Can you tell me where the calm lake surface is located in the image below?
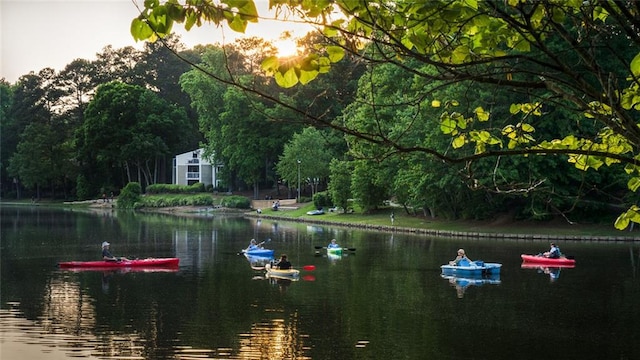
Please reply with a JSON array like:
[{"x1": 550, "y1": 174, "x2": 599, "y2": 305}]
[{"x1": 2, "y1": 205, "x2": 640, "y2": 360}]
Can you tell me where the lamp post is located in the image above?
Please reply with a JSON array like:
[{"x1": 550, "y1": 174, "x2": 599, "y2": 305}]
[{"x1": 297, "y1": 159, "x2": 301, "y2": 202}]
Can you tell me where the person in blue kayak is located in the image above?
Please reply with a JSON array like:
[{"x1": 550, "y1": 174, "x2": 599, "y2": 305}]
[
  {"x1": 275, "y1": 254, "x2": 292, "y2": 270},
  {"x1": 101, "y1": 241, "x2": 129, "y2": 261},
  {"x1": 449, "y1": 248, "x2": 472, "y2": 266},
  {"x1": 327, "y1": 239, "x2": 341, "y2": 249},
  {"x1": 543, "y1": 243, "x2": 561, "y2": 258},
  {"x1": 246, "y1": 239, "x2": 261, "y2": 251}
]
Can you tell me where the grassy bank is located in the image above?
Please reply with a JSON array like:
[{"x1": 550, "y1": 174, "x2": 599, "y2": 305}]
[{"x1": 251, "y1": 203, "x2": 638, "y2": 239}]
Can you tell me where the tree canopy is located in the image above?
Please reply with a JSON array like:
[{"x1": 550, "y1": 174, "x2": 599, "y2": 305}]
[{"x1": 130, "y1": 0, "x2": 640, "y2": 229}]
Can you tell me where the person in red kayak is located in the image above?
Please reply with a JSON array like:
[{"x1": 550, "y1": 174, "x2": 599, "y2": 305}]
[
  {"x1": 102, "y1": 242, "x2": 129, "y2": 261},
  {"x1": 543, "y1": 243, "x2": 561, "y2": 259}
]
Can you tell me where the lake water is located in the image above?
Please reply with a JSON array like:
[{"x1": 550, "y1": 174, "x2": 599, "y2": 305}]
[{"x1": 2, "y1": 205, "x2": 640, "y2": 359}]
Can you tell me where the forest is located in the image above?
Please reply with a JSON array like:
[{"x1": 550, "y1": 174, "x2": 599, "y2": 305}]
[{"x1": 3, "y1": 1, "x2": 640, "y2": 226}]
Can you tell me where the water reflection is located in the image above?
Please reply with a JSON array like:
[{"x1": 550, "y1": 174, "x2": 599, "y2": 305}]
[
  {"x1": 520, "y1": 263, "x2": 574, "y2": 282},
  {"x1": 441, "y1": 274, "x2": 502, "y2": 298},
  {"x1": 5, "y1": 206, "x2": 640, "y2": 360},
  {"x1": 1, "y1": 306, "x2": 102, "y2": 360},
  {"x1": 244, "y1": 253, "x2": 274, "y2": 271},
  {"x1": 237, "y1": 317, "x2": 310, "y2": 360}
]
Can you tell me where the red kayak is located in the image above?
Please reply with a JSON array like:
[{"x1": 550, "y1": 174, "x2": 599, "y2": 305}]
[
  {"x1": 62, "y1": 267, "x2": 180, "y2": 273},
  {"x1": 520, "y1": 263, "x2": 575, "y2": 269},
  {"x1": 520, "y1": 254, "x2": 575, "y2": 266},
  {"x1": 58, "y1": 257, "x2": 179, "y2": 269}
]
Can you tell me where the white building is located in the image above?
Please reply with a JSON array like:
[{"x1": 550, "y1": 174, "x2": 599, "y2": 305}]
[{"x1": 173, "y1": 148, "x2": 223, "y2": 188}]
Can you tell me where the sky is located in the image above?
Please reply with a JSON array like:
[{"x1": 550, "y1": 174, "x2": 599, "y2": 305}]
[{"x1": 1, "y1": 0, "x2": 314, "y2": 83}]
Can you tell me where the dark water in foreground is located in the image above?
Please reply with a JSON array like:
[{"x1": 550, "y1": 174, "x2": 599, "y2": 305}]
[{"x1": 2, "y1": 205, "x2": 640, "y2": 359}]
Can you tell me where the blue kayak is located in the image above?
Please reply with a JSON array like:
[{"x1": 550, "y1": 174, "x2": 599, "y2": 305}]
[
  {"x1": 440, "y1": 261, "x2": 502, "y2": 277},
  {"x1": 242, "y1": 248, "x2": 275, "y2": 257}
]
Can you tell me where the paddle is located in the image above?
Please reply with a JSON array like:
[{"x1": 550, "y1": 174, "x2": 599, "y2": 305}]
[
  {"x1": 256, "y1": 238, "x2": 271, "y2": 247},
  {"x1": 314, "y1": 246, "x2": 356, "y2": 251}
]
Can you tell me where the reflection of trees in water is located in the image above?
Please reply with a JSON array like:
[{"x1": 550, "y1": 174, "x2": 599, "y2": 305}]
[
  {"x1": 13, "y1": 275, "x2": 152, "y2": 359},
  {"x1": 238, "y1": 314, "x2": 307, "y2": 359}
]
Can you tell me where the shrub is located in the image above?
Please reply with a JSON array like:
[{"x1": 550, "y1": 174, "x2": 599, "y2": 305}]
[
  {"x1": 220, "y1": 195, "x2": 251, "y2": 209},
  {"x1": 138, "y1": 194, "x2": 215, "y2": 208},
  {"x1": 145, "y1": 182, "x2": 206, "y2": 194},
  {"x1": 118, "y1": 182, "x2": 142, "y2": 209},
  {"x1": 313, "y1": 191, "x2": 333, "y2": 209}
]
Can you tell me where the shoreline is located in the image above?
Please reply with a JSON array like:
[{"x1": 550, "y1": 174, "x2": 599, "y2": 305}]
[
  {"x1": 5, "y1": 201, "x2": 640, "y2": 242},
  {"x1": 243, "y1": 213, "x2": 640, "y2": 243}
]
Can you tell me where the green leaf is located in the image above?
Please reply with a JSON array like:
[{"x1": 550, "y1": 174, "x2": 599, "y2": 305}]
[
  {"x1": 261, "y1": 56, "x2": 279, "y2": 73},
  {"x1": 274, "y1": 67, "x2": 299, "y2": 88},
  {"x1": 184, "y1": 10, "x2": 197, "y2": 30},
  {"x1": 615, "y1": 206, "x2": 640, "y2": 230},
  {"x1": 326, "y1": 46, "x2": 345, "y2": 63},
  {"x1": 440, "y1": 117, "x2": 456, "y2": 134},
  {"x1": 298, "y1": 69, "x2": 319, "y2": 85},
  {"x1": 474, "y1": 106, "x2": 489, "y2": 121},
  {"x1": 451, "y1": 45, "x2": 470, "y2": 64},
  {"x1": 463, "y1": 0, "x2": 479, "y2": 11},
  {"x1": 131, "y1": 18, "x2": 154, "y2": 41},
  {"x1": 521, "y1": 123, "x2": 535, "y2": 133},
  {"x1": 615, "y1": 214, "x2": 630, "y2": 230},
  {"x1": 631, "y1": 52, "x2": 640, "y2": 77},
  {"x1": 317, "y1": 57, "x2": 331, "y2": 73},
  {"x1": 227, "y1": 14, "x2": 248, "y2": 33},
  {"x1": 452, "y1": 134, "x2": 466, "y2": 148},
  {"x1": 628, "y1": 177, "x2": 640, "y2": 192}
]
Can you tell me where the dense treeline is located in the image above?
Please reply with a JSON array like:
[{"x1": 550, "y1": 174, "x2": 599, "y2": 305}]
[
  {"x1": 0, "y1": 26, "x2": 629, "y2": 223},
  {"x1": 1, "y1": 35, "x2": 202, "y2": 199}
]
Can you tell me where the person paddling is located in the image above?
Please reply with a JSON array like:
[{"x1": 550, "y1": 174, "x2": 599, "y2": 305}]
[
  {"x1": 275, "y1": 254, "x2": 292, "y2": 270},
  {"x1": 102, "y1": 242, "x2": 129, "y2": 261},
  {"x1": 246, "y1": 239, "x2": 262, "y2": 251},
  {"x1": 327, "y1": 239, "x2": 341, "y2": 249},
  {"x1": 542, "y1": 243, "x2": 561, "y2": 258}
]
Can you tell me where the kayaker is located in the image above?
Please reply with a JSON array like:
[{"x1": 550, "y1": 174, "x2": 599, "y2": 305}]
[
  {"x1": 327, "y1": 239, "x2": 341, "y2": 249},
  {"x1": 449, "y1": 248, "x2": 472, "y2": 266},
  {"x1": 543, "y1": 243, "x2": 561, "y2": 258},
  {"x1": 247, "y1": 239, "x2": 261, "y2": 251},
  {"x1": 101, "y1": 242, "x2": 129, "y2": 261},
  {"x1": 275, "y1": 254, "x2": 292, "y2": 270}
]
